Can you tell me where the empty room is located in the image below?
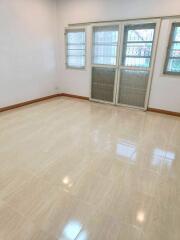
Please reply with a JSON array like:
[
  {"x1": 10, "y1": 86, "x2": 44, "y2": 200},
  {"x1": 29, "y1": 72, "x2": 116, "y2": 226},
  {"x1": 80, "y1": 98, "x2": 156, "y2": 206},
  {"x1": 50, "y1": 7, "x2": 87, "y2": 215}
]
[{"x1": 0, "y1": 0, "x2": 180, "y2": 239}]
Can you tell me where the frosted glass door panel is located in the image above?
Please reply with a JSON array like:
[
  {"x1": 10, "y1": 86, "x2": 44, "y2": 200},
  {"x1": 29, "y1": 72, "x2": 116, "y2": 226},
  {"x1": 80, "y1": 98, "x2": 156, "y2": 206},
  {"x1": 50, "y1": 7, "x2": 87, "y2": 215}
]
[
  {"x1": 91, "y1": 67, "x2": 115, "y2": 102},
  {"x1": 118, "y1": 69, "x2": 149, "y2": 107}
]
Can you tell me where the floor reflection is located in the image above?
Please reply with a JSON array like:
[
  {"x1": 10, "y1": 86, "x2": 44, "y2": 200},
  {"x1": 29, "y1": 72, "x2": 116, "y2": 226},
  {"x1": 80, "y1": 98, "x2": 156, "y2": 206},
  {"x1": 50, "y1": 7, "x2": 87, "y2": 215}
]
[
  {"x1": 76, "y1": 230, "x2": 88, "y2": 240},
  {"x1": 116, "y1": 141, "x2": 137, "y2": 162},
  {"x1": 59, "y1": 220, "x2": 82, "y2": 240},
  {"x1": 152, "y1": 148, "x2": 175, "y2": 168},
  {"x1": 62, "y1": 176, "x2": 73, "y2": 189},
  {"x1": 136, "y1": 210, "x2": 145, "y2": 223}
]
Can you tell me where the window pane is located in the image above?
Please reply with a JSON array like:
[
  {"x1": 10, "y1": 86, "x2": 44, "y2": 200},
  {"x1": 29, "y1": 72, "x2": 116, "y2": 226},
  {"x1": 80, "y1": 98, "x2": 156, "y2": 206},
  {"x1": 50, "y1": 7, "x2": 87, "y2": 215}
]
[
  {"x1": 66, "y1": 29, "x2": 86, "y2": 68},
  {"x1": 173, "y1": 26, "x2": 180, "y2": 41},
  {"x1": 94, "y1": 57, "x2": 117, "y2": 65},
  {"x1": 127, "y1": 29, "x2": 155, "y2": 42},
  {"x1": 122, "y1": 24, "x2": 155, "y2": 68},
  {"x1": 169, "y1": 50, "x2": 180, "y2": 58},
  {"x1": 126, "y1": 43, "x2": 152, "y2": 57},
  {"x1": 125, "y1": 57, "x2": 150, "y2": 67},
  {"x1": 167, "y1": 58, "x2": 180, "y2": 72},
  {"x1": 169, "y1": 43, "x2": 180, "y2": 57},
  {"x1": 67, "y1": 49, "x2": 85, "y2": 56},
  {"x1": 68, "y1": 44, "x2": 85, "y2": 50},
  {"x1": 94, "y1": 26, "x2": 118, "y2": 44},
  {"x1": 67, "y1": 31, "x2": 85, "y2": 44},
  {"x1": 93, "y1": 45, "x2": 117, "y2": 65},
  {"x1": 94, "y1": 45, "x2": 117, "y2": 57},
  {"x1": 164, "y1": 23, "x2": 180, "y2": 74},
  {"x1": 67, "y1": 56, "x2": 85, "y2": 68},
  {"x1": 93, "y1": 25, "x2": 119, "y2": 65}
]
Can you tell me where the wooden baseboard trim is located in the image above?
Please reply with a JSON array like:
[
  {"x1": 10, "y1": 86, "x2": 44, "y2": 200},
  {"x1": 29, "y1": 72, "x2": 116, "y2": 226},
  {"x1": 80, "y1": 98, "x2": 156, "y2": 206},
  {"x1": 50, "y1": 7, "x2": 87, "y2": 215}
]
[
  {"x1": 0, "y1": 93, "x2": 89, "y2": 113},
  {"x1": 61, "y1": 93, "x2": 89, "y2": 100},
  {"x1": 148, "y1": 107, "x2": 180, "y2": 117},
  {"x1": 2, "y1": 93, "x2": 178, "y2": 117},
  {"x1": 0, "y1": 94, "x2": 60, "y2": 113}
]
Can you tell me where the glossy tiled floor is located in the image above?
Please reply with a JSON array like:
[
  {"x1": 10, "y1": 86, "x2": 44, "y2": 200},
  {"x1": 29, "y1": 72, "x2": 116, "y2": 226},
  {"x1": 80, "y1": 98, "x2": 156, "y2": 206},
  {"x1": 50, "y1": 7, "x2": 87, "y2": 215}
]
[{"x1": 0, "y1": 97, "x2": 180, "y2": 240}]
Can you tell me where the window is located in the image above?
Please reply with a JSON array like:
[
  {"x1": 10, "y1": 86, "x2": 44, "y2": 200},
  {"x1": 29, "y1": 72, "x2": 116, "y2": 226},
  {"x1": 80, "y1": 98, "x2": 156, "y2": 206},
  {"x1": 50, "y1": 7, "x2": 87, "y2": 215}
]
[
  {"x1": 65, "y1": 29, "x2": 86, "y2": 69},
  {"x1": 164, "y1": 23, "x2": 180, "y2": 74},
  {"x1": 122, "y1": 23, "x2": 155, "y2": 68},
  {"x1": 92, "y1": 25, "x2": 119, "y2": 65}
]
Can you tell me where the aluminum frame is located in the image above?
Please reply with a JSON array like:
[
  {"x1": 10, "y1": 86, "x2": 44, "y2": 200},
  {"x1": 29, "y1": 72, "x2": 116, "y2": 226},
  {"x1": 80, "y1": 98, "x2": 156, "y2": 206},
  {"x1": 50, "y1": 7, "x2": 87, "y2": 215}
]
[
  {"x1": 163, "y1": 21, "x2": 180, "y2": 75},
  {"x1": 116, "y1": 19, "x2": 161, "y2": 110},
  {"x1": 89, "y1": 19, "x2": 161, "y2": 110},
  {"x1": 90, "y1": 23, "x2": 120, "y2": 104},
  {"x1": 65, "y1": 27, "x2": 87, "y2": 70}
]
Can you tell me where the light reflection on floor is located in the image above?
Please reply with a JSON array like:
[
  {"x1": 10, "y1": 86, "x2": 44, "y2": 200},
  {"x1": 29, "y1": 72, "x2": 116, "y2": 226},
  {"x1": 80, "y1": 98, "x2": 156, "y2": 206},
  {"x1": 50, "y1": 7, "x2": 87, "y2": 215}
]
[
  {"x1": 116, "y1": 141, "x2": 137, "y2": 162},
  {"x1": 60, "y1": 220, "x2": 83, "y2": 240},
  {"x1": 152, "y1": 148, "x2": 175, "y2": 168}
]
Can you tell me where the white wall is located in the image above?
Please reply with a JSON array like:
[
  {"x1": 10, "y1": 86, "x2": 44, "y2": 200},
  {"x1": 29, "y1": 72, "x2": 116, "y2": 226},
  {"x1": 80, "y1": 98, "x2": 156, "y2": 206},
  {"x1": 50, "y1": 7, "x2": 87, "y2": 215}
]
[
  {"x1": 57, "y1": 0, "x2": 180, "y2": 112},
  {"x1": 149, "y1": 19, "x2": 180, "y2": 112},
  {"x1": 0, "y1": 0, "x2": 59, "y2": 108}
]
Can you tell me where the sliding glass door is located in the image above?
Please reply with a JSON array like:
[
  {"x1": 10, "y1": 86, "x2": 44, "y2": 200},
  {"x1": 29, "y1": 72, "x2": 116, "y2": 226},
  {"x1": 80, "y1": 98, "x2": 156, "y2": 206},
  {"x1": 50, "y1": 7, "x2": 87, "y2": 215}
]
[{"x1": 90, "y1": 20, "x2": 160, "y2": 109}]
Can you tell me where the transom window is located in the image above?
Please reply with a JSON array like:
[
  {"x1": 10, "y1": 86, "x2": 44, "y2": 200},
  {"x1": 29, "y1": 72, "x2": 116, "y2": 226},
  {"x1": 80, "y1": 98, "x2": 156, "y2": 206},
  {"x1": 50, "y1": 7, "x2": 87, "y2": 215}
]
[
  {"x1": 164, "y1": 23, "x2": 180, "y2": 74},
  {"x1": 122, "y1": 23, "x2": 155, "y2": 68},
  {"x1": 92, "y1": 25, "x2": 119, "y2": 65},
  {"x1": 65, "y1": 29, "x2": 86, "y2": 69}
]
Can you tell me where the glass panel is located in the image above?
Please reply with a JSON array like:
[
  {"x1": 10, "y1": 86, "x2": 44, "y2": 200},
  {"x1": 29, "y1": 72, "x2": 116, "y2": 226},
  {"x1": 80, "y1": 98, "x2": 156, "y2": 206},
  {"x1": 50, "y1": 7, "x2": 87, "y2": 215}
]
[
  {"x1": 67, "y1": 31, "x2": 85, "y2": 44},
  {"x1": 68, "y1": 44, "x2": 85, "y2": 50},
  {"x1": 126, "y1": 43, "x2": 152, "y2": 57},
  {"x1": 66, "y1": 30, "x2": 85, "y2": 68},
  {"x1": 169, "y1": 50, "x2": 180, "y2": 58},
  {"x1": 127, "y1": 29, "x2": 155, "y2": 42},
  {"x1": 94, "y1": 26, "x2": 118, "y2": 44},
  {"x1": 93, "y1": 25, "x2": 119, "y2": 65},
  {"x1": 94, "y1": 45, "x2": 117, "y2": 57},
  {"x1": 171, "y1": 42, "x2": 180, "y2": 50},
  {"x1": 169, "y1": 43, "x2": 180, "y2": 57},
  {"x1": 67, "y1": 49, "x2": 85, "y2": 56},
  {"x1": 173, "y1": 26, "x2": 180, "y2": 41},
  {"x1": 118, "y1": 69, "x2": 149, "y2": 107},
  {"x1": 125, "y1": 57, "x2": 150, "y2": 67},
  {"x1": 67, "y1": 56, "x2": 85, "y2": 68},
  {"x1": 167, "y1": 58, "x2": 180, "y2": 72},
  {"x1": 91, "y1": 67, "x2": 115, "y2": 102},
  {"x1": 93, "y1": 57, "x2": 116, "y2": 65},
  {"x1": 122, "y1": 24, "x2": 155, "y2": 68}
]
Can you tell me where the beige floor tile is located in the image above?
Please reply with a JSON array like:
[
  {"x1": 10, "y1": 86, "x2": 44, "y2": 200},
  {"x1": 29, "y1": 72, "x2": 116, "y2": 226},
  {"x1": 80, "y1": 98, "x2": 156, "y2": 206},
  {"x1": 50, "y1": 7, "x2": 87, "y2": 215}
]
[
  {"x1": 0, "y1": 202, "x2": 57, "y2": 240},
  {"x1": 0, "y1": 97, "x2": 179, "y2": 239},
  {"x1": 139, "y1": 189, "x2": 180, "y2": 240},
  {"x1": 5, "y1": 177, "x2": 94, "y2": 239},
  {"x1": 76, "y1": 211, "x2": 142, "y2": 240}
]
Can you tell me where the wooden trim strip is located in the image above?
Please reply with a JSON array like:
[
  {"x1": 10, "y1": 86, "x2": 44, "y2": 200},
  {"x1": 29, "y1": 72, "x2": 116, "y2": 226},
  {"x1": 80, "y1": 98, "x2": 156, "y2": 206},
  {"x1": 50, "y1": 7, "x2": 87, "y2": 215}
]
[
  {"x1": 0, "y1": 94, "x2": 60, "y2": 113},
  {"x1": 0, "y1": 93, "x2": 89, "y2": 113},
  {"x1": 61, "y1": 93, "x2": 89, "y2": 100},
  {"x1": 1, "y1": 93, "x2": 178, "y2": 117},
  {"x1": 148, "y1": 107, "x2": 180, "y2": 117}
]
